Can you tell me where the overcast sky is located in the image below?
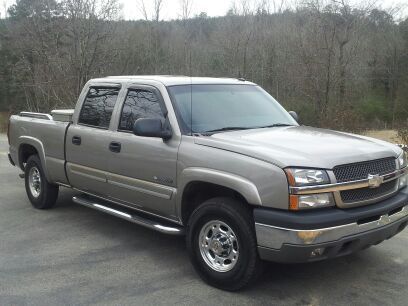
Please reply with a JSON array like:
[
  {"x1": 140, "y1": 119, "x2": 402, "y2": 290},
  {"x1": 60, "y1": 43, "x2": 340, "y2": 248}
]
[
  {"x1": 119, "y1": 0, "x2": 407, "y2": 20},
  {"x1": 0, "y1": 0, "x2": 406, "y2": 20},
  {"x1": 120, "y1": 0, "x2": 233, "y2": 20}
]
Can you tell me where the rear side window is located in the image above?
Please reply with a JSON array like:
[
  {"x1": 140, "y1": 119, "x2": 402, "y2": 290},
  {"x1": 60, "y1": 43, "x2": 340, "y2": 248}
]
[
  {"x1": 119, "y1": 89, "x2": 165, "y2": 131},
  {"x1": 78, "y1": 87, "x2": 120, "y2": 128}
]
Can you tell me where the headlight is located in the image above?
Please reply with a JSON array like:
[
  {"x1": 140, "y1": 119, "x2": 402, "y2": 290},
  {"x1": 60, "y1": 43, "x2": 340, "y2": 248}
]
[
  {"x1": 398, "y1": 151, "x2": 407, "y2": 169},
  {"x1": 285, "y1": 168, "x2": 334, "y2": 210},
  {"x1": 285, "y1": 168, "x2": 330, "y2": 186}
]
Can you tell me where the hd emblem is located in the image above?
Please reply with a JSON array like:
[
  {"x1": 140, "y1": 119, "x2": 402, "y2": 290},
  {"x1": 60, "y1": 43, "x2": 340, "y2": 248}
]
[{"x1": 153, "y1": 176, "x2": 174, "y2": 184}]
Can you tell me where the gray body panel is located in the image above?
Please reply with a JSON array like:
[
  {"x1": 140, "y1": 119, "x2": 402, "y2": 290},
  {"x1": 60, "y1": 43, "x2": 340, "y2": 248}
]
[
  {"x1": 65, "y1": 125, "x2": 113, "y2": 197},
  {"x1": 8, "y1": 116, "x2": 69, "y2": 184},
  {"x1": 106, "y1": 132, "x2": 179, "y2": 218},
  {"x1": 103, "y1": 82, "x2": 181, "y2": 219},
  {"x1": 8, "y1": 76, "x2": 405, "y2": 225},
  {"x1": 176, "y1": 136, "x2": 290, "y2": 210},
  {"x1": 196, "y1": 126, "x2": 401, "y2": 169}
]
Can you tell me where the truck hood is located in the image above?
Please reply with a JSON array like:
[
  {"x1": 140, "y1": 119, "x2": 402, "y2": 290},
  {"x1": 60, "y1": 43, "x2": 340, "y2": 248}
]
[{"x1": 195, "y1": 126, "x2": 401, "y2": 169}]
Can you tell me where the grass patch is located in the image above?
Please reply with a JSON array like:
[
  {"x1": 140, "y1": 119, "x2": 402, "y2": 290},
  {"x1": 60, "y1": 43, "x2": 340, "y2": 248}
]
[
  {"x1": 0, "y1": 112, "x2": 10, "y2": 133},
  {"x1": 364, "y1": 130, "x2": 403, "y2": 144}
]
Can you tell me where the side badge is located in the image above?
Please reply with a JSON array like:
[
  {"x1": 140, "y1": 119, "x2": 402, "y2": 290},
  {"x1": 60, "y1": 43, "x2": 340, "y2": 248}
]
[{"x1": 153, "y1": 176, "x2": 174, "y2": 185}]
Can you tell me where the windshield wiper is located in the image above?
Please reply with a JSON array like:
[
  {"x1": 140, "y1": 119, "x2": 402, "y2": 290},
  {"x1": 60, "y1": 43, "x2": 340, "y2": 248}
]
[
  {"x1": 205, "y1": 126, "x2": 253, "y2": 134},
  {"x1": 205, "y1": 124, "x2": 295, "y2": 134},
  {"x1": 258, "y1": 123, "x2": 296, "y2": 128}
]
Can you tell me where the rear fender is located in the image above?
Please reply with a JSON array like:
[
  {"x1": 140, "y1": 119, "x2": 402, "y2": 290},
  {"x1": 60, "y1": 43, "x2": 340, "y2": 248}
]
[{"x1": 18, "y1": 136, "x2": 51, "y2": 181}]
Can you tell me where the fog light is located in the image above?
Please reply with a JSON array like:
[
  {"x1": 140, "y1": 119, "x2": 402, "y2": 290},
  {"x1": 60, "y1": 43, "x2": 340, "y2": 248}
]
[
  {"x1": 310, "y1": 248, "x2": 325, "y2": 258},
  {"x1": 297, "y1": 230, "x2": 323, "y2": 244}
]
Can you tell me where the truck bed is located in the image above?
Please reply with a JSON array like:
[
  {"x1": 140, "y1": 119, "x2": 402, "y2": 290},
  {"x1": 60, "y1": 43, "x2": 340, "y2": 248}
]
[{"x1": 8, "y1": 112, "x2": 70, "y2": 185}]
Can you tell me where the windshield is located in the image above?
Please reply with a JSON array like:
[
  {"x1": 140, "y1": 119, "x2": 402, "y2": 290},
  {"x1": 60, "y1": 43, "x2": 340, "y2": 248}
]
[{"x1": 167, "y1": 84, "x2": 298, "y2": 134}]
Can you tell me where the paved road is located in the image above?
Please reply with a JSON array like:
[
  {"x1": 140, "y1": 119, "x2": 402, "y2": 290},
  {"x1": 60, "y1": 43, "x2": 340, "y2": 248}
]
[{"x1": 0, "y1": 134, "x2": 407, "y2": 305}]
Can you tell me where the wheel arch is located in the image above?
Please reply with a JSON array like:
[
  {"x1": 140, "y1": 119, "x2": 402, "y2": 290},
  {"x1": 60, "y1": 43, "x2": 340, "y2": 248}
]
[
  {"x1": 18, "y1": 136, "x2": 50, "y2": 181},
  {"x1": 177, "y1": 168, "x2": 262, "y2": 225}
]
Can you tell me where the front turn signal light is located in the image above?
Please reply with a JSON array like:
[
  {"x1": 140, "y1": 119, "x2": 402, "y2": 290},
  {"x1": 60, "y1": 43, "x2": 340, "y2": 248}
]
[{"x1": 289, "y1": 193, "x2": 335, "y2": 211}]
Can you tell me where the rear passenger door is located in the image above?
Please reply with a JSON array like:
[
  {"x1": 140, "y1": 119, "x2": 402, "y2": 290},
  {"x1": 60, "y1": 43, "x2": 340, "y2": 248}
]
[
  {"x1": 106, "y1": 85, "x2": 179, "y2": 218},
  {"x1": 66, "y1": 85, "x2": 121, "y2": 197}
]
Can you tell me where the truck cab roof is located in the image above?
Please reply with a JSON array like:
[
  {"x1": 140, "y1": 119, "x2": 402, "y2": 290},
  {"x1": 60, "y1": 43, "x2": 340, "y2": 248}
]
[{"x1": 92, "y1": 75, "x2": 257, "y2": 87}]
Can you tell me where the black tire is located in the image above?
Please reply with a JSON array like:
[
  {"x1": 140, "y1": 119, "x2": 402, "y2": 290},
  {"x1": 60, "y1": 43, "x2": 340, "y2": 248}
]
[
  {"x1": 24, "y1": 155, "x2": 59, "y2": 209},
  {"x1": 186, "y1": 197, "x2": 262, "y2": 291}
]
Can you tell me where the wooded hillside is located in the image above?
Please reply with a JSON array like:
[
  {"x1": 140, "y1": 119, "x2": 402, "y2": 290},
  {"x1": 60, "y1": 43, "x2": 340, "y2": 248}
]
[{"x1": 0, "y1": 0, "x2": 407, "y2": 132}]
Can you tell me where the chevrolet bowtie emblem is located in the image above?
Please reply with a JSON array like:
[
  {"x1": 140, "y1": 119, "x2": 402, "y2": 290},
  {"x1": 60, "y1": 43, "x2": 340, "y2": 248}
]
[{"x1": 367, "y1": 174, "x2": 383, "y2": 188}]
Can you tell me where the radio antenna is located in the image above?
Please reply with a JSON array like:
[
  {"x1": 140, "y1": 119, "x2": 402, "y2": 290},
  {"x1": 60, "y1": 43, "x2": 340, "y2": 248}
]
[{"x1": 189, "y1": 49, "x2": 193, "y2": 136}]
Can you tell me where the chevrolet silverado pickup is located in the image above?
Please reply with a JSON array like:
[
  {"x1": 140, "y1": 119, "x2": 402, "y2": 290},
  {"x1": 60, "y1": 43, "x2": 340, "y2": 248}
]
[{"x1": 7, "y1": 76, "x2": 408, "y2": 290}]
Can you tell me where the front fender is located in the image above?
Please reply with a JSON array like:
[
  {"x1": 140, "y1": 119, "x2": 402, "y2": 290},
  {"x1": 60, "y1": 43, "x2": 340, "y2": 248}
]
[{"x1": 176, "y1": 167, "x2": 262, "y2": 218}]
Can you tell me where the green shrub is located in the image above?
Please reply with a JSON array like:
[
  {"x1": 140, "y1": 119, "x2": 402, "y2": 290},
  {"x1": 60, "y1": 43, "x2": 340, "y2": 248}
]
[{"x1": 357, "y1": 96, "x2": 391, "y2": 123}]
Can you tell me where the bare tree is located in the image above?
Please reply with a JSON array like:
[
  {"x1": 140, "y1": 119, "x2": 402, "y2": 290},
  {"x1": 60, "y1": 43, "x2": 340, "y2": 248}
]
[
  {"x1": 136, "y1": 0, "x2": 149, "y2": 20},
  {"x1": 0, "y1": 0, "x2": 9, "y2": 18},
  {"x1": 153, "y1": 0, "x2": 163, "y2": 22},
  {"x1": 137, "y1": 0, "x2": 164, "y2": 21},
  {"x1": 63, "y1": 0, "x2": 120, "y2": 96},
  {"x1": 2, "y1": 0, "x2": 407, "y2": 130},
  {"x1": 179, "y1": 0, "x2": 193, "y2": 20}
]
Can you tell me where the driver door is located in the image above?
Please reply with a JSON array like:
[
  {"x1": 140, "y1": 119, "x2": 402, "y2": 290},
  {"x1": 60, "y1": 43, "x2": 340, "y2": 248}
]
[{"x1": 106, "y1": 85, "x2": 179, "y2": 218}]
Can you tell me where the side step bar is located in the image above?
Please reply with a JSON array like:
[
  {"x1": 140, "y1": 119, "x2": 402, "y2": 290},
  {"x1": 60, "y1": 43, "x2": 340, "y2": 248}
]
[{"x1": 72, "y1": 195, "x2": 184, "y2": 236}]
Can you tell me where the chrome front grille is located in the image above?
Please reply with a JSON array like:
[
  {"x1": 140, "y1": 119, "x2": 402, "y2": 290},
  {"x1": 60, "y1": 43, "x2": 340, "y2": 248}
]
[
  {"x1": 333, "y1": 157, "x2": 396, "y2": 183},
  {"x1": 340, "y1": 180, "x2": 398, "y2": 203},
  {"x1": 333, "y1": 157, "x2": 398, "y2": 206}
]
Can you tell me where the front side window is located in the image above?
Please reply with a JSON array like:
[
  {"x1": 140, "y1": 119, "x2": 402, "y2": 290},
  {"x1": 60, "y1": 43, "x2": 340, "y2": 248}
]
[
  {"x1": 119, "y1": 89, "x2": 165, "y2": 131},
  {"x1": 78, "y1": 87, "x2": 120, "y2": 128}
]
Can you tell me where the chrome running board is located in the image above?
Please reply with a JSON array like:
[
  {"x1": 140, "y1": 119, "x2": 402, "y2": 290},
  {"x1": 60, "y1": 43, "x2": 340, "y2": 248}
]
[{"x1": 72, "y1": 195, "x2": 184, "y2": 235}]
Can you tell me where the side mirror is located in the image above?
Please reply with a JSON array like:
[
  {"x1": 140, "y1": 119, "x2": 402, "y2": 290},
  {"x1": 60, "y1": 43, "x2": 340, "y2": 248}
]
[
  {"x1": 133, "y1": 118, "x2": 172, "y2": 140},
  {"x1": 289, "y1": 111, "x2": 299, "y2": 122}
]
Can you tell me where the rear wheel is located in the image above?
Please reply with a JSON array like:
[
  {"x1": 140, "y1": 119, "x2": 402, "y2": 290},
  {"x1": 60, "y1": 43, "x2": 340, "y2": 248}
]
[
  {"x1": 186, "y1": 197, "x2": 262, "y2": 291},
  {"x1": 24, "y1": 155, "x2": 59, "y2": 209}
]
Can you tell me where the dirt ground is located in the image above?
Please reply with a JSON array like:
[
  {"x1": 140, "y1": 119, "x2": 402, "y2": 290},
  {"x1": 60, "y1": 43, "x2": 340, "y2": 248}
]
[
  {"x1": 0, "y1": 112, "x2": 9, "y2": 133},
  {"x1": 364, "y1": 130, "x2": 403, "y2": 144}
]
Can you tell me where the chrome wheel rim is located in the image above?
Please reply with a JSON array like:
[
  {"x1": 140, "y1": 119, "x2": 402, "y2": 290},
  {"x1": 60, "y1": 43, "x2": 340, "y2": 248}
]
[
  {"x1": 28, "y1": 167, "x2": 41, "y2": 198},
  {"x1": 199, "y1": 220, "x2": 239, "y2": 272}
]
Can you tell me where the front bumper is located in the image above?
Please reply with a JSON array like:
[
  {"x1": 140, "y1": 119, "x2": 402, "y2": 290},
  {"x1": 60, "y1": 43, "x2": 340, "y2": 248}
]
[{"x1": 255, "y1": 188, "x2": 408, "y2": 263}]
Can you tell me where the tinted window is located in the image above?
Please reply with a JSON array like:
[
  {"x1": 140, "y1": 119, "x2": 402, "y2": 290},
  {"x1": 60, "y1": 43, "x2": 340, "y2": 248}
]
[
  {"x1": 167, "y1": 85, "x2": 297, "y2": 134},
  {"x1": 78, "y1": 87, "x2": 120, "y2": 128},
  {"x1": 119, "y1": 89, "x2": 165, "y2": 131}
]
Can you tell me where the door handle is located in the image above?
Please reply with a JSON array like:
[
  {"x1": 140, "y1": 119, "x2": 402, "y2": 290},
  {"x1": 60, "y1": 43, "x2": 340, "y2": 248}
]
[
  {"x1": 109, "y1": 141, "x2": 121, "y2": 153},
  {"x1": 72, "y1": 136, "x2": 81, "y2": 145}
]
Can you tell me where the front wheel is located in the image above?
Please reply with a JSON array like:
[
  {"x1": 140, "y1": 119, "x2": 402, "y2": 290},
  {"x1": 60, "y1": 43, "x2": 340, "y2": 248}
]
[
  {"x1": 24, "y1": 155, "x2": 59, "y2": 209},
  {"x1": 186, "y1": 197, "x2": 262, "y2": 291}
]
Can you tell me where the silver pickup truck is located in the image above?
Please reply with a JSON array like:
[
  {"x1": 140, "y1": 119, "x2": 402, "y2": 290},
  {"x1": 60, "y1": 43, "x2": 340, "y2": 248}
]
[{"x1": 7, "y1": 76, "x2": 408, "y2": 290}]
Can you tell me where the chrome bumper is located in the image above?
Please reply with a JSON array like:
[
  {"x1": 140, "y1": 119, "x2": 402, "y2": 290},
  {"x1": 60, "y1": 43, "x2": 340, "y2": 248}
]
[{"x1": 256, "y1": 205, "x2": 408, "y2": 250}]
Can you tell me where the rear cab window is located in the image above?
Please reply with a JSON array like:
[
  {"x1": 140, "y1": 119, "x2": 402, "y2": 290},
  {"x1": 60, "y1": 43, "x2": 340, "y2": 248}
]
[{"x1": 78, "y1": 87, "x2": 120, "y2": 128}]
